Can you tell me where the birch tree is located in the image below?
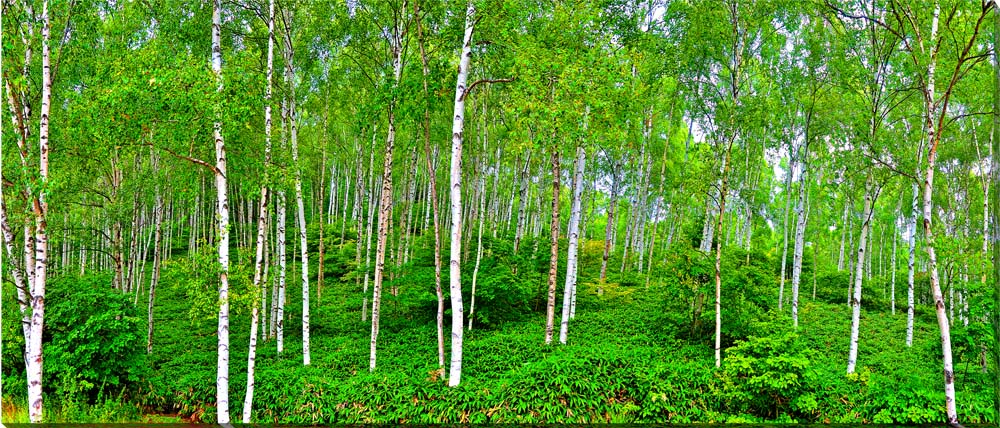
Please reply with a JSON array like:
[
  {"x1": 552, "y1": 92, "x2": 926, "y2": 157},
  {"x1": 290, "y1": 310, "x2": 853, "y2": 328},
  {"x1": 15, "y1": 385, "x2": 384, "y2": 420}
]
[
  {"x1": 243, "y1": 0, "x2": 276, "y2": 419},
  {"x1": 559, "y1": 146, "x2": 585, "y2": 344},
  {"x1": 445, "y1": 0, "x2": 475, "y2": 386},
  {"x1": 211, "y1": 0, "x2": 232, "y2": 421}
]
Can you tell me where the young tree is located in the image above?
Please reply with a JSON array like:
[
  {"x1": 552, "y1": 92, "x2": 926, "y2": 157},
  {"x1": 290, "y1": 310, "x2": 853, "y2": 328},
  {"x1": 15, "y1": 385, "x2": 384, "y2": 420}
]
[
  {"x1": 211, "y1": 0, "x2": 232, "y2": 421},
  {"x1": 446, "y1": 0, "x2": 475, "y2": 386}
]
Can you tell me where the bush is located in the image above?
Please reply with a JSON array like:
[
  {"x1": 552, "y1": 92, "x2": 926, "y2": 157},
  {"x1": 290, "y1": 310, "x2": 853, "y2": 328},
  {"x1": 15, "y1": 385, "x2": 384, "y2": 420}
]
[
  {"x1": 44, "y1": 274, "x2": 147, "y2": 400},
  {"x1": 719, "y1": 315, "x2": 816, "y2": 419}
]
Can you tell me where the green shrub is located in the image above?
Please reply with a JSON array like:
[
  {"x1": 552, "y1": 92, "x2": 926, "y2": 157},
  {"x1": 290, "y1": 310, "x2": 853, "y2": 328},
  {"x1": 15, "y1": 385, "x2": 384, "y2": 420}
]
[{"x1": 44, "y1": 274, "x2": 147, "y2": 400}]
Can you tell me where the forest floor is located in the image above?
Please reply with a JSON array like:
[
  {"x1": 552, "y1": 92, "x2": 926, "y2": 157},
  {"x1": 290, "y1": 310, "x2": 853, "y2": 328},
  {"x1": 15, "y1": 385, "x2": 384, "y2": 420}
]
[{"x1": 2, "y1": 244, "x2": 996, "y2": 423}]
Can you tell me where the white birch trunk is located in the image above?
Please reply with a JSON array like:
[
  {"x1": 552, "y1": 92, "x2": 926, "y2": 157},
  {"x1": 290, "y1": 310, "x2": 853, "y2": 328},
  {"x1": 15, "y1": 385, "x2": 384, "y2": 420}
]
[
  {"x1": 920, "y1": 5, "x2": 957, "y2": 422},
  {"x1": 468, "y1": 174, "x2": 485, "y2": 330},
  {"x1": 211, "y1": 0, "x2": 231, "y2": 421},
  {"x1": 560, "y1": 147, "x2": 585, "y2": 344},
  {"x1": 242, "y1": 0, "x2": 274, "y2": 417},
  {"x1": 370, "y1": 24, "x2": 404, "y2": 372},
  {"x1": 891, "y1": 221, "x2": 897, "y2": 315},
  {"x1": 791, "y1": 142, "x2": 808, "y2": 328},
  {"x1": 24, "y1": 1, "x2": 53, "y2": 421},
  {"x1": 907, "y1": 173, "x2": 919, "y2": 346},
  {"x1": 847, "y1": 176, "x2": 876, "y2": 374},
  {"x1": 779, "y1": 142, "x2": 795, "y2": 311},
  {"x1": 148, "y1": 185, "x2": 164, "y2": 354},
  {"x1": 545, "y1": 149, "x2": 561, "y2": 345},
  {"x1": 281, "y1": 11, "x2": 310, "y2": 366},
  {"x1": 446, "y1": 0, "x2": 474, "y2": 385}
]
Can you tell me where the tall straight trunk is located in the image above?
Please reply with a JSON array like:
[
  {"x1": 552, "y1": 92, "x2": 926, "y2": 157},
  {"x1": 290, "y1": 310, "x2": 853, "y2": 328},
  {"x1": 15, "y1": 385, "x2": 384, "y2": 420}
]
[
  {"x1": 282, "y1": 11, "x2": 310, "y2": 366},
  {"x1": 468, "y1": 173, "x2": 485, "y2": 330},
  {"x1": 147, "y1": 180, "x2": 164, "y2": 354},
  {"x1": 838, "y1": 203, "x2": 848, "y2": 270},
  {"x1": 514, "y1": 153, "x2": 531, "y2": 253},
  {"x1": 992, "y1": 7, "x2": 1000, "y2": 418},
  {"x1": 907, "y1": 167, "x2": 919, "y2": 346},
  {"x1": 242, "y1": 0, "x2": 274, "y2": 418},
  {"x1": 600, "y1": 172, "x2": 618, "y2": 283},
  {"x1": 363, "y1": 134, "x2": 376, "y2": 321},
  {"x1": 779, "y1": 141, "x2": 795, "y2": 311},
  {"x1": 891, "y1": 217, "x2": 897, "y2": 315},
  {"x1": 276, "y1": 104, "x2": 288, "y2": 352},
  {"x1": 318, "y1": 146, "x2": 326, "y2": 302},
  {"x1": 370, "y1": 25, "x2": 403, "y2": 372},
  {"x1": 446, "y1": 0, "x2": 473, "y2": 385},
  {"x1": 210, "y1": 0, "x2": 231, "y2": 421},
  {"x1": 847, "y1": 176, "x2": 877, "y2": 374},
  {"x1": 713, "y1": 146, "x2": 734, "y2": 368},
  {"x1": 700, "y1": 193, "x2": 716, "y2": 253},
  {"x1": 791, "y1": 141, "x2": 808, "y2": 328},
  {"x1": 545, "y1": 148, "x2": 561, "y2": 345},
  {"x1": 560, "y1": 147, "x2": 585, "y2": 344},
  {"x1": 919, "y1": 5, "x2": 957, "y2": 422}
]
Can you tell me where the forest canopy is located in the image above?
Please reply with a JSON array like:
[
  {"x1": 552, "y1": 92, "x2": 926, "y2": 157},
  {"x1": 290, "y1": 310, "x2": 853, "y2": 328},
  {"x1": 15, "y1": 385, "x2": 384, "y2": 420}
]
[{"x1": 2, "y1": 0, "x2": 999, "y2": 425}]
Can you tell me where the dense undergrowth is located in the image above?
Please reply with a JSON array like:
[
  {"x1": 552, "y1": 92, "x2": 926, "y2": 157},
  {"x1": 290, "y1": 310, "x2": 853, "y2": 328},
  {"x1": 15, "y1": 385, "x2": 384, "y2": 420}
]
[{"x1": 1, "y1": 227, "x2": 996, "y2": 423}]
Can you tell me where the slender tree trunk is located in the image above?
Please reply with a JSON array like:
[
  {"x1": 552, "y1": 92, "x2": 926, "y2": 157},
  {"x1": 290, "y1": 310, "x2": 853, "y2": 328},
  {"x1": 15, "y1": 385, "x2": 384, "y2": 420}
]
[
  {"x1": 907, "y1": 164, "x2": 920, "y2": 346},
  {"x1": 779, "y1": 140, "x2": 795, "y2": 311},
  {"x1": 847, "y1": 175, "x2": 877, "y2": 374},
  {"x1": 600, "y1": 172, "x2": 618, "y2": 283},
  {"x1": 242, "y1": 0, "x2": 274, "y2": 417},
  {"x1": 713, "y1": 147, "x2": 734, "y2": 368},
  {"x1": 545, "y1": 148, "x2": 561, "y2": 345},
  {"x1": 282, "y1": 11, "x2": 310, "y2": 366},
  {"x1": 446, "y1": 0, "x2": 474, "y2": 385},
  {"x1": 514, "y1": 153, "x2": 531, "y2": 253},
  {"x1": 838, "y1": 203, "x2": 848, "y2": 270},
  {"x1": 891, "y1": 215, "x2": 897, "y2": 316},
  {"x1": 992, "y1": 7, "x2": 1000, "y2": 417},
  {"x1": 370, "y1": 25, "x2": 403, "y2": 372},
  {"x1": 210, "y1": 0, "x2": 231, "y2": 420},
  {"x1": 919, "y1": 6, "x2": 957, "y2": 422},
  {"x1": 560, "y1": 147, "x2": 585, "y2": 344},
  {"x1": 468, "y1": 173, "x2": 485, "y2": 330},
  {"x1": 147, "y1": 179, "x2": 164, "y2": 353},
  {"x1": 791, "y1": 141, "x2": 808, "y2": 328}
]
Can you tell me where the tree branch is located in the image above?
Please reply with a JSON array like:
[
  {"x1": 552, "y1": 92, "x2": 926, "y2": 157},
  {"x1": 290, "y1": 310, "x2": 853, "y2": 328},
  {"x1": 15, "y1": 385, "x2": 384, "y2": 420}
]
[
  {"x1": 461, "y1": 78, "x2": 514, "y2": 101},
  {"x1": 142, "y1": 142, "x2": 221, "y2": 176}
]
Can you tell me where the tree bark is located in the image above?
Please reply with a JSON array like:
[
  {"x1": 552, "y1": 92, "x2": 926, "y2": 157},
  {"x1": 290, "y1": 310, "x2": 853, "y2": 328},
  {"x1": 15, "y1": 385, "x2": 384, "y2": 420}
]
[
  {"x1": 242, "y1": 0, "x2": 275, "y2": 418},
  {"x1": 919, "y1": 5, "x2": 957, "y2": 422},
  {"x1": 211, "y1": 0, "x2": 231, "y2": 421},
  {"x1": 281, "y1": 7, "x2": 310, "y2": 366},
  {"x1": 545, "y1": 148, "x2": 561, "y2": 345},
  {"x1": 414, "y1": 4, "x2": 444, "y2": 361},
  {"x1": 370, "y1": 21, "x2": 404, "y2": 372},
  {"x1": 791, "y1": 140, "x2": 808, "y2": 328},
  {"x1": 446, "y1": 0, "x2": 474, "y2": 385},
  {"x1": 560, "y1": 146, "x2": 585, "y2": 344},
  {"x1": 847, "y1": 176, "x2": 877, "y2": 374},
  {"x1": 779, "y1": 140, "x2": 796, "y2": 311},
  {"x1": 468, "y1": 173, "x2": 485, "y2": 330}
]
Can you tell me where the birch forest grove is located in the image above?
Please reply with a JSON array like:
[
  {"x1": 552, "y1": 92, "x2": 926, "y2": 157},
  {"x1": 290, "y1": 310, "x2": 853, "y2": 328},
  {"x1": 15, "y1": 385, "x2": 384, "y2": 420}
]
[{"x1": 3, "y1": 0, "x2": 1000, "y2": 424}]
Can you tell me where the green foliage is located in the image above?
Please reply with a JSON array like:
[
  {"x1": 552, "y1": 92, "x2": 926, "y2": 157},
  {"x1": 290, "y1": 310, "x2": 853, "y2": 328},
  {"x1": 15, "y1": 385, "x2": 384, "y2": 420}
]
[
  {"x1": 44, "y1": 274, "x2": 147, "y2": 399},
  {"x1": 719, "y1": 315, "x2": 816, "y2": 418}
]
